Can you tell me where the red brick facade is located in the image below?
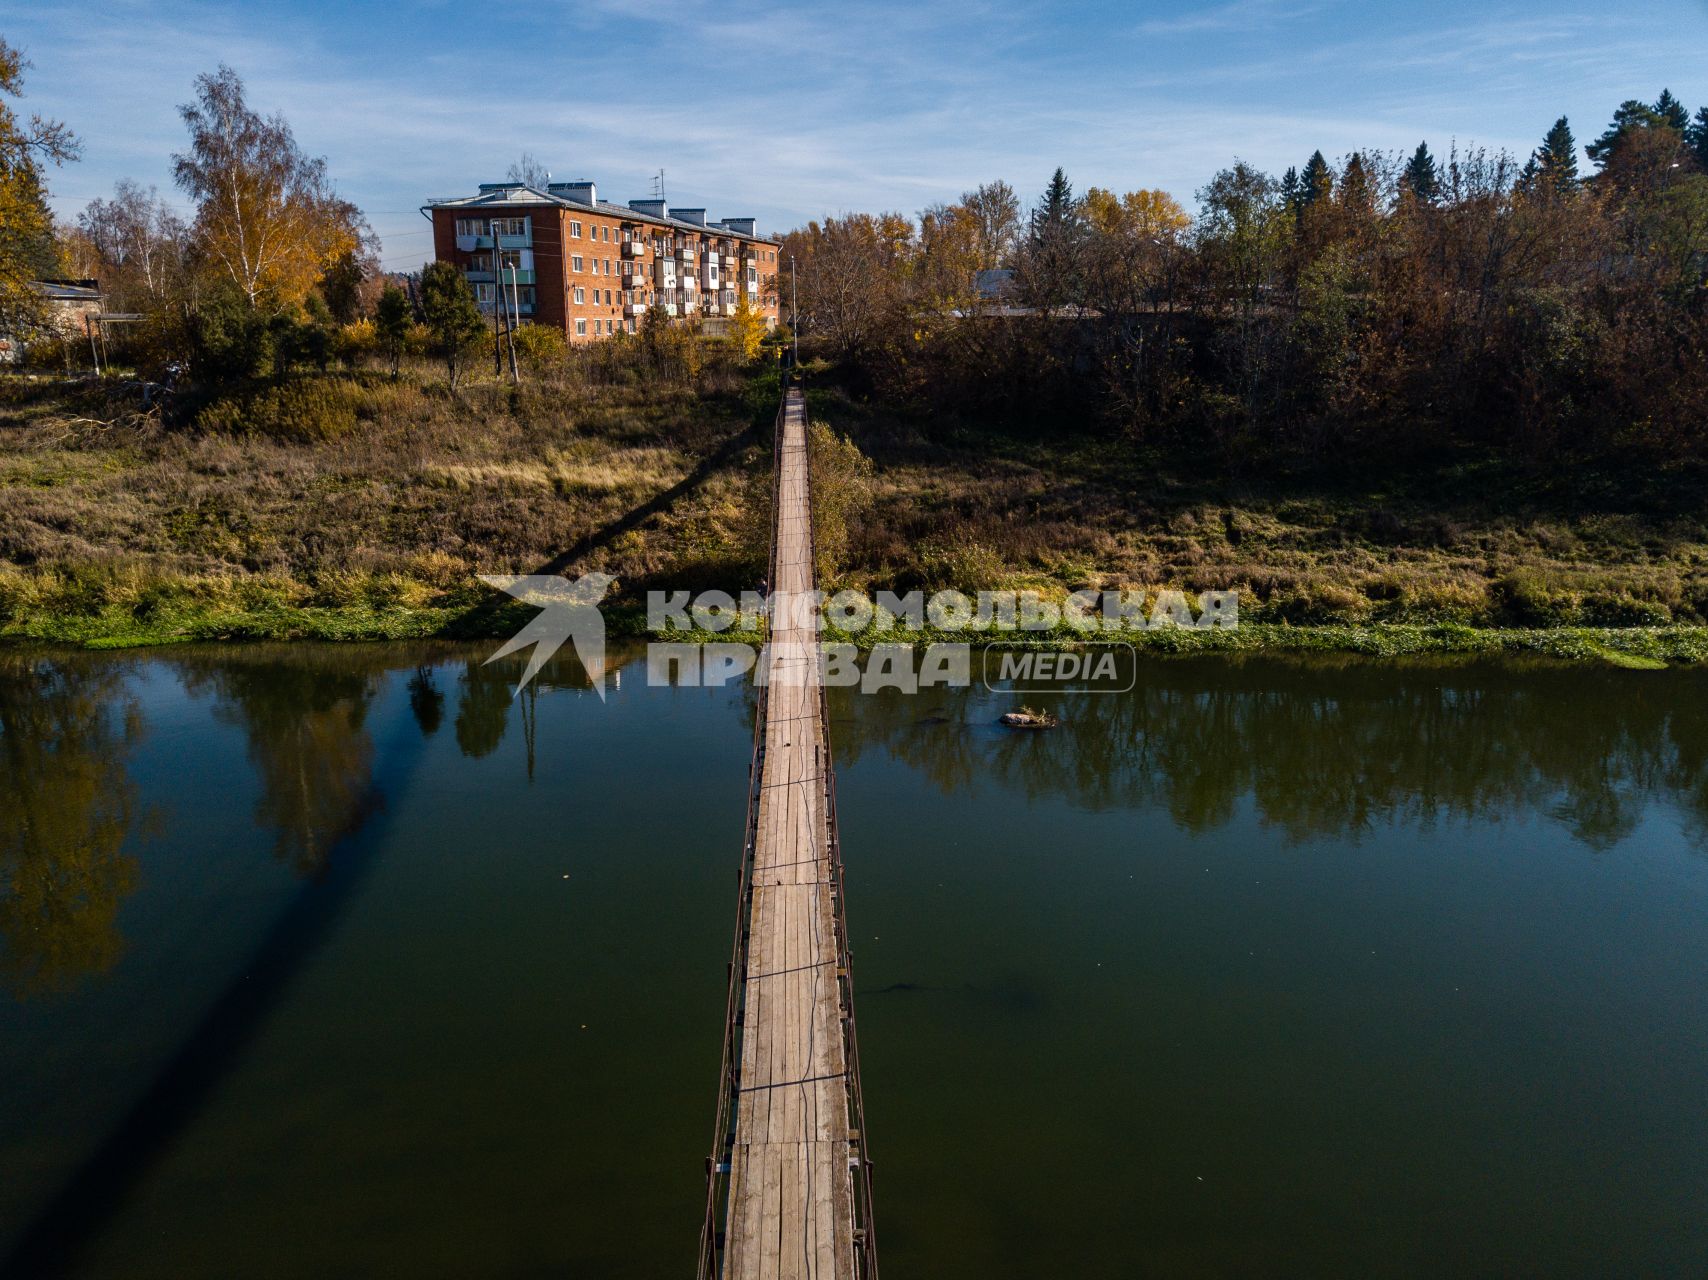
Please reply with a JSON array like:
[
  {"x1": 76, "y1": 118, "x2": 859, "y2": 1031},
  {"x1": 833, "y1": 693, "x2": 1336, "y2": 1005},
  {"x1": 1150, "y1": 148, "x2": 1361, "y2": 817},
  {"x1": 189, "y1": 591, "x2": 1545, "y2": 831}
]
[{"x1": 425, "y1": 186, "x2": 782, "y2": 343}]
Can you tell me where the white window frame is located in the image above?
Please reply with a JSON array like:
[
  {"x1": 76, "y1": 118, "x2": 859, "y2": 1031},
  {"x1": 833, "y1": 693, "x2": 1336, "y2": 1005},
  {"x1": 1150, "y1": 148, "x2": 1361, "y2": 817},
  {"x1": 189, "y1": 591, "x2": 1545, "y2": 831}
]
[{"x1": 575, "y1": 319, "x2": 587, "y2": 336}]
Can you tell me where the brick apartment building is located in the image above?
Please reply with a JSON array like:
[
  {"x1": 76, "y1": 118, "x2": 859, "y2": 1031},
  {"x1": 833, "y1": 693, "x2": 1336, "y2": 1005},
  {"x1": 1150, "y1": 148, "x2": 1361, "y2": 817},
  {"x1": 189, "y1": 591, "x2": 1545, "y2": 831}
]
[{"x1": 423, "y1": 180, "x2": 782, "y2": 341}]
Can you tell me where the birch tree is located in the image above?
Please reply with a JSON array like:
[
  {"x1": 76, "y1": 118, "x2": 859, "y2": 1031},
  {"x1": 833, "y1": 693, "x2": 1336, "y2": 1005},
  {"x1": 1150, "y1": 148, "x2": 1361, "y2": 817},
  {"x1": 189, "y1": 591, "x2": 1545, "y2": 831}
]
[{"x1": 173, "y1": 65, "x2": 366, "y2": 311}]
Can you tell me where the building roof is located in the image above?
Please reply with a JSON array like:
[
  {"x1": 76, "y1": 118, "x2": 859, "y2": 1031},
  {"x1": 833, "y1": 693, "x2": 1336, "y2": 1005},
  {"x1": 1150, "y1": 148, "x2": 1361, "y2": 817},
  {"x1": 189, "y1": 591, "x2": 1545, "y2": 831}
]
[
  {"x1": 33, "y1": 279, "x2": 102, "y2": 302},
  {"x1": 974, "y1": 268, "x2": 1015, "y2": 300},
  {"x1": 423, "y1": 184, "x2": 780, "y2": 245}
]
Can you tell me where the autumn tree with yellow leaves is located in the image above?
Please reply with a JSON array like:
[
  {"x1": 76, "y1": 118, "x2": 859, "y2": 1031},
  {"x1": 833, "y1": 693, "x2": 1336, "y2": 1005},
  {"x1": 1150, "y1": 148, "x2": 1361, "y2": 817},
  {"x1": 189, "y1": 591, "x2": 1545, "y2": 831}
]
[
  {"x1": 0, "y1": 38, "x2": 78, "y2": 341},
  {"x1": 172, "y1": 65, "x2": 368, "y2": 312},
  {"x1": 729, "y1": 289, "x2": 767, "y2": 362}
]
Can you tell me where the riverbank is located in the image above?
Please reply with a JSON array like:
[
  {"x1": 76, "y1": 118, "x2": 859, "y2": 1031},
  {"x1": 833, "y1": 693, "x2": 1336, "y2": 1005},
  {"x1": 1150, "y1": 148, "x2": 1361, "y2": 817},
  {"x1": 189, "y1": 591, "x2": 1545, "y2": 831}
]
[
  {"x1": 5, "y1": 363, "x2": 1707, "y2": 663},
  {"x1": 3, "y1": 588, "x2": 1704, "y2": 670}
]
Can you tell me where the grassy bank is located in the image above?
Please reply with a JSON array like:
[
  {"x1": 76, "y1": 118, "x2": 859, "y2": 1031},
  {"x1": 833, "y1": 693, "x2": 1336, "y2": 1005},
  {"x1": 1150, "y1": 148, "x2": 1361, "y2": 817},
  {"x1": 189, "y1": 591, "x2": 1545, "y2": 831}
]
[
  {"x1": 807, "y1": 381, "x2": 1708, "y2": 632},
  {"x1": 0, "y1": 356, "x2": 772, "y2": 647},
  {"x1": 3, "y1": 359, "x2": 1708, "y2": 665}
]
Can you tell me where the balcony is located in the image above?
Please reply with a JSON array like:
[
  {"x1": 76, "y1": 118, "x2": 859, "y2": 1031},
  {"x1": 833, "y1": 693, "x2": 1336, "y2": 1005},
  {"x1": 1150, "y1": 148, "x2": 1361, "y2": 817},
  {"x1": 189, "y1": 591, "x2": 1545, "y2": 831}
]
[
  {"x1": 463, "y1": 270, "x2": 494, "y2": 284},
  {"x1": 477, "y1": 300, "x2": 534, "y2": 317},
  {"x1": 623, "y1": 240, "x2": 646, "y2": 257},
  {"x1": 455, "y1": 234, "x2": 481, "y2": 252},
  {"x1": 624, "y1": 300, "x2": 648, "y2": 316}
]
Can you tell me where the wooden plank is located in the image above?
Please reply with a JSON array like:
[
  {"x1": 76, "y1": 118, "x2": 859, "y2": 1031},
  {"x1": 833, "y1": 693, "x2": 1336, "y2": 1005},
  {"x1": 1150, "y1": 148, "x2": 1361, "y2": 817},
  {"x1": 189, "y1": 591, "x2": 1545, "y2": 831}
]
[{"x1": 725, "y1": 391, "x2": 857, "y2": 1278}]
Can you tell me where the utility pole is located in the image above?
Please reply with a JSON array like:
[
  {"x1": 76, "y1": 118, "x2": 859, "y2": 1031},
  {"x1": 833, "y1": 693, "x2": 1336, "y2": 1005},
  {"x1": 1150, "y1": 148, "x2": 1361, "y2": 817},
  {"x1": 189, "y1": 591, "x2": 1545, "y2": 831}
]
[
  {"x1": 491, "y1": 231, "x2": 503, "y2": 379},
  {"x1": 505, "y1": 260, "x2": 521, "y2": 384}
]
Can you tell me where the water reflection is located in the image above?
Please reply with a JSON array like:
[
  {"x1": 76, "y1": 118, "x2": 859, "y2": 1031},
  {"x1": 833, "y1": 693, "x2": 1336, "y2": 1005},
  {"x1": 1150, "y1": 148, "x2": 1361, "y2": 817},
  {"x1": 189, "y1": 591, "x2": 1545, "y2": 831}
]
[
  {"x1": 407, "y1": 666, "x2": 444, "y2": 737},
  {"x1": 832, "y1": 652, "x2": 1708, "y2": 850},
  {"x1": 6, "y1": 644, "x2": 1702, "y2": 1006},
  {"x1": 453, "y1": 659, "x2": 513, "y2": 759},
  {"x1": 178, "y1": 653, "x2": 380, "y2": 877},
  {"x1": 0, "y1": 656, "x2": 144, "y2": 998}
]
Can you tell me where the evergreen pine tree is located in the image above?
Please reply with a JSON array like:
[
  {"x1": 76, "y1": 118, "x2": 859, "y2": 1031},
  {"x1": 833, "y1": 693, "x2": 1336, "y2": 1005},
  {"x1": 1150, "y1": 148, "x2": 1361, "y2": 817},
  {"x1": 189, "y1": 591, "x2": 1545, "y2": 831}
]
[
  {"x1": 1023, "y1": 168, "x2": 1082, "y2": 309},
  {"x1": 1340, "y1": 152, "x2": 1373, "y2": 214},
  {"x1": 1532, "y1": 116, "x2": 1580, "y2": 195},
  {"x1": 1586, "y1": 100, "x2": 1663, "y2": 168},
  {"x1": 1300, "y1": 151, "x2": 1332, "y2": 206},
  {"x1": 1034, "y1": 167, "x2": 1076, "y2": 239},
  {"x1": 1653, "y1": 88, "x2": 1690, "y2": 132},
  {"x1": 1403, "y1": 141, "x2": 1439, "y2": 202},
  {"x1": 1688, "y1": 106, "x2": 1708, "y2": 171},
  {"x1": 1280, "y1": 166, "x2": 1302, "y2": 218}
]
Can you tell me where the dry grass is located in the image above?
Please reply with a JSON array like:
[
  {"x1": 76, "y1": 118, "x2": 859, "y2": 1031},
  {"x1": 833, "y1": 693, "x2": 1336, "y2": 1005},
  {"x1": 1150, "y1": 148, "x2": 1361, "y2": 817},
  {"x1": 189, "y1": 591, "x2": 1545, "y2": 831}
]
[
  {"x1": 813, "y1": 387, "x2": 1708, "y2": 627},
  {"x1": 0, "y1": 359, "x2": 767, "y2": 640}
]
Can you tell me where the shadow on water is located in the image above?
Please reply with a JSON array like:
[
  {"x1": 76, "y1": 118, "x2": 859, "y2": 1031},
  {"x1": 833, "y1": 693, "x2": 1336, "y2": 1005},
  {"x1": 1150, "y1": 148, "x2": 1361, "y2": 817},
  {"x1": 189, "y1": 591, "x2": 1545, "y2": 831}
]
[
  {"x1": 0, "y1": 647, "x2": 410, "y2": 1278},
  {"x1": 0, "y1": 639, "x2": 623, "y2": 1276}
]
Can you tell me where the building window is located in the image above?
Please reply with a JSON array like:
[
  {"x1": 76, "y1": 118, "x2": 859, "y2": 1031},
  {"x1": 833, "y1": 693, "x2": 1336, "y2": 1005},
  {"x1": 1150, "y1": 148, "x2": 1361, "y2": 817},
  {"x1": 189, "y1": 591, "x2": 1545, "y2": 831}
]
[
  {"x1": 491, "y1": 217, "x2": 526, "y2": 237},
  {"x1": 575, "y1": 319, "x2": 587, "y2": 336},
  {"x1": 570, "y1": 221, "x2": 582, "y2": 239},
  {"x1": 573, "y1": 287, "x2": 585, "y2": 304},
  {"x1": 454, "y1": 217, "x2": 487, "y2": 237}
]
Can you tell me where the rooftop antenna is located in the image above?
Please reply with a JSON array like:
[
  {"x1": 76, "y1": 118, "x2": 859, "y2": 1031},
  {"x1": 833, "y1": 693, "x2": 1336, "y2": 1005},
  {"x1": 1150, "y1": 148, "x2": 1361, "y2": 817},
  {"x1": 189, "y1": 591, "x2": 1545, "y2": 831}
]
[{"x1": 652, "y1": 169, "x2": 666, "y2": 200}]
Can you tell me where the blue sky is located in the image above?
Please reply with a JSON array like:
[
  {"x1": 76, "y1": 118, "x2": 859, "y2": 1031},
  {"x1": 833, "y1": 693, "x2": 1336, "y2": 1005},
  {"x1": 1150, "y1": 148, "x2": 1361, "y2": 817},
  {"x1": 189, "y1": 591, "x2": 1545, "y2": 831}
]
[{"x1": 11, "y1": 0, "x2": 1708, "y2": 269}]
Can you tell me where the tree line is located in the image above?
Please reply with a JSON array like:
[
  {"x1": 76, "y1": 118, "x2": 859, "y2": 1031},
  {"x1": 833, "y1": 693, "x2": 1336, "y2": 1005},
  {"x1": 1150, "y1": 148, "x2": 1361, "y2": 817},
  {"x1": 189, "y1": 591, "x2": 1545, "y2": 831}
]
[
  {"x1": 783, "y1": 93, "x2": 1708, "y2": 468},
  {"x1": 2, "y1": 42, "x2": 781, "y2": 397}
]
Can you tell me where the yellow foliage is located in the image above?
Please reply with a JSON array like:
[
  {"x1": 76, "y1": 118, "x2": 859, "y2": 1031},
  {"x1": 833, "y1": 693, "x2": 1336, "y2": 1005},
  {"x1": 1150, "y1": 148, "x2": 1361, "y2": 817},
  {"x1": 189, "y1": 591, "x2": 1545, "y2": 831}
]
[
  {"x1": 730, "y1": 292, "x2": 766, "y2": 362},
  {"x1": 1084, "y1": 186, "x2": 1191, "y2": 240}
]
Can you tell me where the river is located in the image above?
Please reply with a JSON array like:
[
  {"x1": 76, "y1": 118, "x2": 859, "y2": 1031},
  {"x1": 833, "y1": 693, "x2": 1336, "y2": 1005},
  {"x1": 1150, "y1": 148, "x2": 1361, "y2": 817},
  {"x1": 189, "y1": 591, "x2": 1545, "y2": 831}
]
[{"x1": 1, "y1": 644, "x2": 1704, "y2": 1276}]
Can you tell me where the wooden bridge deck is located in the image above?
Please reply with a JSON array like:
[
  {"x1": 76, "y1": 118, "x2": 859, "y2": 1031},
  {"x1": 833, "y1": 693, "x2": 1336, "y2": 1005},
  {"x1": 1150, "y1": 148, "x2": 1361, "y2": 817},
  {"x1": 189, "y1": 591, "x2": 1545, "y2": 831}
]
[{"x1": 721, "y1": 388, "x2": 859, "y2": 1278}]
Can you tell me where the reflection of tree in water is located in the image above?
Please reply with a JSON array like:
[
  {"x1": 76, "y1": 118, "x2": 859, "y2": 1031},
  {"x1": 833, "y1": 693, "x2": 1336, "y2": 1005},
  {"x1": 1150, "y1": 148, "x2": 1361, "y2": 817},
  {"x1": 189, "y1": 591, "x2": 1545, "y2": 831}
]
[
  {"x1": 0, "y1": 657, "x2": 144, "y2": 997},
  {"x1": 179, "y1": 652, "x2": 380, "y2": 878},
  {"x1": 452, "y1": 647, "x2": 614, "y2": 763},
  {"x1": 408, "y1": 666, "x2": 444, "y2": 737},
  {"x1": 454, "y1": 660, "x2": 513, "y2": 759},
  {"x1": 831, "y1": 655, "x2": 1708, "y2": 850}
]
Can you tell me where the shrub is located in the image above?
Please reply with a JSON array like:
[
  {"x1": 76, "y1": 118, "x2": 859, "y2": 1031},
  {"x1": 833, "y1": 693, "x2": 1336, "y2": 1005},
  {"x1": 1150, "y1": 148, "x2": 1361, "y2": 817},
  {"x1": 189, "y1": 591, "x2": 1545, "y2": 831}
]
[
  {"x1": 806, "y1": 420, "x2": 873, "y2": 581},
  {"x1": 193, "y1": 378, "x2": 362, "y2": 441},
  {"x1": 334, "y1": 320, "x2": 378, "y2": 368},
  {"x1": 1493, "y1": 571, "x2": 1582, "y2": 627},
  {"x1": 1581, "y1": 594, "x2": 1672, "y2": 626},
  {"x1": 510, "y1": 322, "x2": 567, "y2": 375}
]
